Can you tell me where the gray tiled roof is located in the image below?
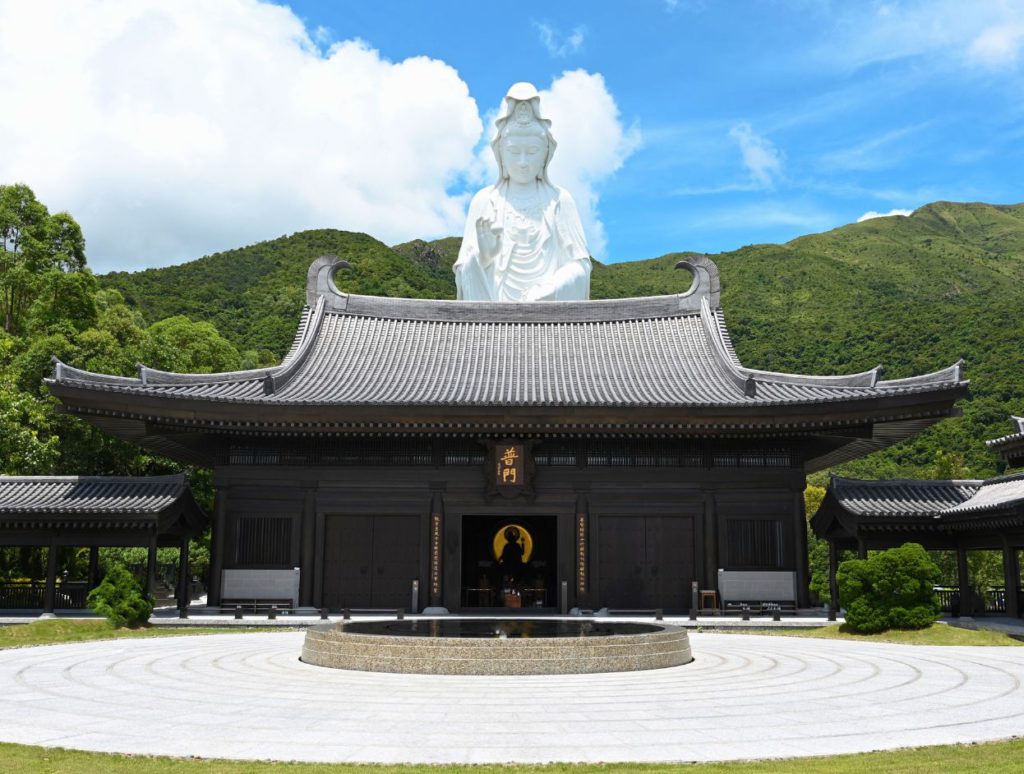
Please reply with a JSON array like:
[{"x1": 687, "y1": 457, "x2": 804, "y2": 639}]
[
  {"x1": 987, "y1": 415, "x2": 1024, "y2": 449},
  {"x1": 829, "y1": 473, "x2": 1024, "y2": 519},
  {"x1": 828, "y1": 477, "x2": 981, "y2": 517},
  {"x1": 946, "y1": 474, "x2": 1024, "y2": 514},
  {"x1": 48, "y1": 256, "x2": 966, "y2": 410},
  {"x1": 0, "y1": 475, "x2": 189, "y2": 515}
]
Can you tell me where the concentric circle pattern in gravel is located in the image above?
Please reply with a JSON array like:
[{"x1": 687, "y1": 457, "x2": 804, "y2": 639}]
[{"x1": 1, "y1": 631, "x2": 1022, "y2": 764}]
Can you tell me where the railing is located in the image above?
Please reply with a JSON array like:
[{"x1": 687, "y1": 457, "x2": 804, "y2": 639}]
[
  {"x1": 0, "y1": 581, "x2": 90, "y2": 609},
  {"x1": 934, "y1": 587, "x2": 957, "y2": 612},
  {"x1": 934, "y1": 586, "x2": 1008, "y2": 615}
]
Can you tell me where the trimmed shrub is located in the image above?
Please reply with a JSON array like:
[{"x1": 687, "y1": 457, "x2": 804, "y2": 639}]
[
  {"x1": 836, "y1": 543, "x2": 941, "y2": 633},
  {"x1": 86, "y1": 564, "x2": 153, "y2": 628}
]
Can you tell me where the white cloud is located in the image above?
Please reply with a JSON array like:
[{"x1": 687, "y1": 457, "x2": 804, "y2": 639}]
[
  {"x1": 0, "y1": 0, "x2": 484, "y2": 272},
  {"x1": 968, "y1": 22, "x2": 1024, "y2": 68},
  {"x1": 814, "y1": 0, "x2": 1024, "y2": 74},
  {"x1": 474, "y1": 70, "x2": 641, "y2": 260},
  {"x1": 534, "y1": 22, "x2": 586, "y2": 58},
  {"x1": 728, "y1": 123, "x2": 784, "y2": 188},
  {"x1": 857, "y1": 208, "x2": 913, "y2": 222}
]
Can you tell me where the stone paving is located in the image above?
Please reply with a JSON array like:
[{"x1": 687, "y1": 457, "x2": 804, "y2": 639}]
[{"x1": 1, "y1": 631, "x2": 1023, "y2": 764}]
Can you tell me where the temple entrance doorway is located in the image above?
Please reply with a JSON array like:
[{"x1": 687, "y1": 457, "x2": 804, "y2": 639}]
[{"x1": 460, "y1": 515, "x2": 556, "y2": 609}]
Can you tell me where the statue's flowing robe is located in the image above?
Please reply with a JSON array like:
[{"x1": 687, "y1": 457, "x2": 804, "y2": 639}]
[{"x1": 454, "y1": 181, "x2": 592, "y2": 302}]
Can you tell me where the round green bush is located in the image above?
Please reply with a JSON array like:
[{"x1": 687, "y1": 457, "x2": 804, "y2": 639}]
[
  {"x1": 86, "y1": 563, "x2": 153, "y2": 628},
  {"x1": 836, "y1": 543, "x2": 941, "y2": 633}
]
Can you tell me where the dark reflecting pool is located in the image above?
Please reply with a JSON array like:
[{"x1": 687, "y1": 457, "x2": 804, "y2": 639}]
[{"x1": 341, "y1": 619, "x2": 662, "y2": 638}]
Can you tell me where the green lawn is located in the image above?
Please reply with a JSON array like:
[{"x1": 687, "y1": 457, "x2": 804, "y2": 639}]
[
  {"x1": 1, "y1": 738, "x2": 1022, "y2": 773},
  {"x1": 731, "y1": 622, "x2": 1024, "y2": 646},
  {"x1": 0, "y1": 619, "x2": 263, "y2": 649}
]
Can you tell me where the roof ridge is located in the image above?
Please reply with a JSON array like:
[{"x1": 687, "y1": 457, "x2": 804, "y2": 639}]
[
  {"x1": 875, "y1": 359, "x2": 966, "y2": 389},
  {"x1": 978, "y1": 470, "x2": 1024, "y2": 486},
  {"x1": 699, "y1": 297, "x2": 755, "y2": 397},
  {"x1": 831, "y1": 475, "x2": 984, "y2": 487},
  {"x1": 0, "y1": 474, "x2": 186, "y2": 484},
  {"x1": 263, "y1": 295, "x2": 326, "y2": 395},
  {"x1": 305, "y1": 254, "x2": 721, "y2": 322}
]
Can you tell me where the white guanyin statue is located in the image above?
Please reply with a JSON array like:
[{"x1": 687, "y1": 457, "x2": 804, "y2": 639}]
[{"x1": 454, "y1": 82, "x2": 592, "y2": 302}]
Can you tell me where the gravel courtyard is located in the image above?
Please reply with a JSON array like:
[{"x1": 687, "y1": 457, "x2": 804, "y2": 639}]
[{"x1": 1, "y1": 630, "x2": 1022, "y2": 764}]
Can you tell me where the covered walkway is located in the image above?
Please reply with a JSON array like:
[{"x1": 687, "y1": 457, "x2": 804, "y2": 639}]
[{"x1": 0, "y1": 474, "x2": 207, "y2": 615}]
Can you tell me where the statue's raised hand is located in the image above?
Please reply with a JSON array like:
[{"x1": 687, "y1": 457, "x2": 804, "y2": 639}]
[{"x1": 475, "y1": 216, "x2": 502, "y2": 264}]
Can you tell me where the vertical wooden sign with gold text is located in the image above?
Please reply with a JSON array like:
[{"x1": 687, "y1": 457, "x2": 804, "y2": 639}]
[{"x1": 484, "y1": 439, "x2": 535, "y2": 500}]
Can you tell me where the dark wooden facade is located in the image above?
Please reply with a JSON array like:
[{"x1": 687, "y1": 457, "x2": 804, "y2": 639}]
[
  {"x1": 47, "y1": 256, "x2": 968, "y2": 612},
  {"x1": 207, "y1": 438, "x2": 810, "y2": 612}
]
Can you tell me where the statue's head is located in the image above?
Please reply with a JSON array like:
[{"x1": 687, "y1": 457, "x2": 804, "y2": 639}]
[{"x1": 492, "y1": 82, "x2": 556, "y2": 185}]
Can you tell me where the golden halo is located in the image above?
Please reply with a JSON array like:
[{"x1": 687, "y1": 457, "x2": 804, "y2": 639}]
[{"x1": 492, "y1": 523, "x2": 533, "y2": 564}]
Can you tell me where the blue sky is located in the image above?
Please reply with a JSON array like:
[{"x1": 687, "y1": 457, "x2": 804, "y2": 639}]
[{"x1": 1, "y1": 0, "x2": 1022, "y2": 271}]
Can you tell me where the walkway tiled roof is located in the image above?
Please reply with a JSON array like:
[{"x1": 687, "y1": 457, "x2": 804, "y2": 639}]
[
  {"x1": 987, "y1": 416, "x2": 1024, "y2": 466},
  {"x1": 0, "y1": 475, "x2": 188, "y2": 515},
  {"x1": 827, "y1": 477, "x2": 980, "y2": 517},
  {"x1": 0, "y1": 475, "x2": 207, "y2": 535},
  {"x1": 947, "y1": 474, "x2": 1024, "y2": 514},
  {"x1": 827, "y1": 473, "x2": 1024, "y2": 520},
  {"x1": 47, "y1": 255, "x2": 967, "y2": 411}
]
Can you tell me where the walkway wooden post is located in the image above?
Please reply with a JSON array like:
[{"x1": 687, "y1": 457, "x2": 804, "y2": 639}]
[
  {"x1": 87, "y1": 546, "x2": 100, "y2": 590},
  {"x1": 956, "y1": 543, "x2": 971, "y2": 616},
  {"x1": 828, "y1": 539, "x2": 840, "y2": 621},
  {"x1": 856, "y1": 538, "x2": 867, "y2": 560},
  {"x1": 177, "y1": 537, "x2": 190, "y2": 617},
  {"x1": 1002, "y1": 541, "x2": 1020, "y2": 619},
  {"x1": 42, "y1": 540, "x2": 58, "y2": 615},
  {"x1": 793, "y1": 489, "x2": 810, "y2": 607},
  {"x1": 207, "y1": 490, "x2": 226, "y2": 606},
  {"x1": 145, "y1": 534, "x2": 158, "y2": 600}
]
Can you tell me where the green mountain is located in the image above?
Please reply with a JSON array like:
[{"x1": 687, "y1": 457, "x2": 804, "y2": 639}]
[{"x1": 100, "y1": 201, "x2": 1024, "y2": 479}]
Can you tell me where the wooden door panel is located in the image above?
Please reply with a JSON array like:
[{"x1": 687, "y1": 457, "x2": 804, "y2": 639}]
[
  {"x1": 322, "y1": 516, "x2": 373, "y2": 609},
  {"x1": 651, "y1": 516, "x2": 693, "y2": 610},
  {"x1": 370, "y1": 515, "x2": 421, "y2": 609},
  {"x1": 598, "y1": 516, "x2": 650, "y2": 608}
]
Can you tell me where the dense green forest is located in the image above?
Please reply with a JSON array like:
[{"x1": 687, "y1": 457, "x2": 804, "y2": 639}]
[{"x1": 101, "y1": 200, "x2": 1024, "y2": 481}]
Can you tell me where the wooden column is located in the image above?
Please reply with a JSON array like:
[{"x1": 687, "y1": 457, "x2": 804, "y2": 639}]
[
  {"x1": 828, "y1": 538, "x2": 840, "y2": 620},
  {"x1": 177, "y1": 538, "x2": 190, "y2": 615},
  {"x1": 429, "y1": 490, "x2": 444, "y2": 608},
  {"x1": 857, "y1": 538, "x2": 867, "y2": 560},
  {"x1": 793, "y1": 489, "x2": 810, "y2": 607},
  {"x1": 87, "y1": 546, "x2": 100, "y2": 590},
  {"x1": 42, "y1": 540, "x2": 58, "y2": 615},
  {"x1": 207, "y1": 489, "x2": 227, "y2": 606},
  {"x1": 956, "y1": 542, "x2": 971, "y2": 617},
  {"x1": 1002, "y1": 541, "x2": 1020, "y2": 619},
  {"x1": 702, "y1": 490, "x2": 718, "y2": 590},
  {"x1": 299, "y1": 486, "x2": 316, "y2": 607},
  {"x1": 145, "y1": 534, "x2": 158, "y2": 599}
]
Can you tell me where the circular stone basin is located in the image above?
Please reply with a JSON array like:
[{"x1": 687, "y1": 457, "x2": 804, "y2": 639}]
[{"x1": 301, "y1": 619, "x2": 692, "y2": 675}]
